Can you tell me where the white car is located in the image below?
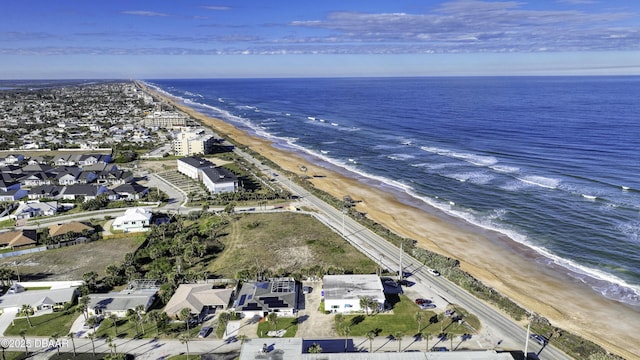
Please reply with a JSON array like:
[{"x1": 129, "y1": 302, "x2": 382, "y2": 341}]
[{"x1": 427, "y1": 268, "x2": 441, "y2": 276}]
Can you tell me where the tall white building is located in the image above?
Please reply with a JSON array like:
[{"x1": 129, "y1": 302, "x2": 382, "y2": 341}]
[{"x1": 172, "y1": 128, "x2": 216, "y2": 156}]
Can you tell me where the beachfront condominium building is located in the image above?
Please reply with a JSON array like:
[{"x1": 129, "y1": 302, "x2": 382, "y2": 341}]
[
  {"x1": 143, "y1": 111, "x2": 190, "y2": 128},
  {"x1": 172, "y1": 128, "x2": 216, "y2": 156}
]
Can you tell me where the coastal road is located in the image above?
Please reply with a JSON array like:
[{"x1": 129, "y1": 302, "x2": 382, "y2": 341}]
[{"x1": 232, "y1": 147, "x2": 571, "y2": 359}]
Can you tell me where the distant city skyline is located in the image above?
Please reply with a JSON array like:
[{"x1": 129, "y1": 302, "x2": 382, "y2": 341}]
[{"x1": 2, "y1": 0, "x2": 640, "y2": 79}]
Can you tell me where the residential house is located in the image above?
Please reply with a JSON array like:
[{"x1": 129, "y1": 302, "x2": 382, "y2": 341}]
[
  {"x1": 164, "y1": 284, "x2": 233, "y2": 319},
  {"x1": 48, "y1": 221, "x2": 95, "y2": 244},
  {"x1": 77, "y1": 153, "x2": 112, "y2": 165},
  {"x1": 0, "y1": 189, "x2": 28, "y2": 202},
  {"x1": 234, "y1": 278, "x2": 298, "y2": 318},
  {"x1": 87, "y1": 280, "x2": 159, "y2": 317},
  {"x1": 0, "y1": 178, "x2": 21, "y2": 192},
  {"x1": 11, "y1": 201, "x2": 58, "y2": 220},
  {"x1": 0, "y1": 154, "x2": 25, "y2": 166},
  {"x1": 76, "y1": 171, "x2": 98, "y2": 184},
  {"x1": 53, "y1": 155, "x2": 75, "y2": 166},
  {"x1": 27, "y1": 185, "x2": 61, "y2": 200},
  {"x1": 201, "y1": 167, "x2": 238, "y2": 194},
  {"x1": 53, "y1": 167, "x2": 81, "y2": 186},
  {"x1": 0, "y1": 286, "x2": 78, "y2": 313},
  {"x1": 113, "y1": 182, "x2": 149, "y2": 201},
  {"x1": 112, "y1": 207, "x2": 153, "y2": 232},
  {"x1": 322, "y1": 274, "x2": 385, "y2": 314},
  {"x1": 60, "y1": 184, "x2": 107, "y2": 201},
  {"x1": 0, "y1": 229, "x2": 37, "y2": 249},
  {"x1": 21, "y1": 163, "x2": 53, "y2": 174},
  {"x1": 19, "y1": 172, "x2": 53, "y2": 187},
  {"x1": 96, "y1": 169, "x2": 133, "y2": 186}
]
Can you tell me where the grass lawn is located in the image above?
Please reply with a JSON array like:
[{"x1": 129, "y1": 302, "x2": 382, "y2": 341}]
[
  {"x1": 256, "y1": 317, "x2": 298, "y2": 338},
  {"x1": 208, "y1": 213, "x2": 377, "y2": 278},
  {"x1": 4, "y1": 309, "x2": 78, "y2": 336},
  {"x1": 2, "y1": 353, "x2": 28, "y2": 360},
  {"x1": 95, "y1": 317, "x2": 201, "y2": 340},
  {"x1": 335, "y1": 295, "x2": 478, "y2": 339},
  {"x1": 0, "y1": 237, "x2": 144, "y2": 281},
  {"x1": 167, "y1": 355, "x2": 201, "y2": 360}
]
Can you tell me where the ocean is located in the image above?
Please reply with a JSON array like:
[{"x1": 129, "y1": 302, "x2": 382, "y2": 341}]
[{"x1": 148, "y1": 76, "x2": 640, "y2": 307}]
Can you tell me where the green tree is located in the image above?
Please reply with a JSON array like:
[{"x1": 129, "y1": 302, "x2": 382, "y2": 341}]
[
  {"x1": 366, "y1": 331, "x2": 376, "y2": 353},
  {"x1": 49, "y1": 333, "x2": 61, "y2": 356},
  {"x1": 20, "y1": 304, "x2": 33, "y2": 328},
  {"x1": 19, "y1": 329, "x2": 28, "y2": 355},
  {"x1": 67, "y1": 332, "x2": 77, "y2": 356},
  {"x1": 415, "y1": 311, "x2": 426, "y2": 333},
  {"x1": 180, "y1": 307, "x2": 192, "y2": 333},
  {"x1": 179, "y1": 333, "x2": 192, "y2": 360},
  {"x1": 421, "y1": 330, "x2": 432, "y2": 352},
  {"x1": 109, "y1": 314, "x2": 119, "y2": 335},
  {"x1": 268, "y1": 312, "x2": 278, "y2": 330},
  {"x1": 308, "y1": 343, "x2": 323, "y2": 353},
  {"x1": 343, "y1": 326, "x2": 351, "y2": 352},
  {"x1": 87, "y1": 332, "x2": 97, "y2": 357},
  {"x1": 394, "y1": 331, "x2": 404, "y2": 353}
]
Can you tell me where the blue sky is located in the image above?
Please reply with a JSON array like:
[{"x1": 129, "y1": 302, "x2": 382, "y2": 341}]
[{"x1": 1, "y1": 0, "x2": 640, "y2": 78}]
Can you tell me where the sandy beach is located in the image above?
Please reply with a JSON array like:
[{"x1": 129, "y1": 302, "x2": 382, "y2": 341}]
[{"x1": 142, "y1": 82, "x2": 640, "y2": 359}]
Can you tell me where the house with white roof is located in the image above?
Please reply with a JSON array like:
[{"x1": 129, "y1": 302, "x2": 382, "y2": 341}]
[
  {"x1": 201, "y1": 167, "x2": 238, "y2": 194},
  {"x1": 322, "y1": 274, "x2": 385, "y2": 314},
  {"x1": 112, "y1": 207, "x2": 153, "y2": 233},
  {"x1": 11, "y1": 200, "x2": 58, "y2": 220}
]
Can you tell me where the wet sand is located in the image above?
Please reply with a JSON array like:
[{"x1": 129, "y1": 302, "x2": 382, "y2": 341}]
[{"x1": 141, "y1": 82, "x2": 640, "y2": 359}]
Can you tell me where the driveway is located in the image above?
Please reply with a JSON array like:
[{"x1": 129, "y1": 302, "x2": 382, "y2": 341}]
[
  {"x1": 295, "y1": 280, "x2": 336, "y2": 338},
  {"x1": 0, "y1": 308, "x2": 18, "y2": 335}
]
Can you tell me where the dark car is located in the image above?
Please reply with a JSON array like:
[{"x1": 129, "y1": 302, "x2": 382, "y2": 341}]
[
  {"x1": 198, "y1": 326, "x2": 213, "y2": 338},
  {"x1": 432, "y1": 346, "x2": 448, "y2": 351},
  {"x1": 530, "y1": 334, "x2": 548, "y2": 345},
  {"x1": 415, "y1": 298, "x2": 432, "y2": 305}
]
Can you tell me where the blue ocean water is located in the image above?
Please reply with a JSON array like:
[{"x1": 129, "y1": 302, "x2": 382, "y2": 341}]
[{"x1": 149, "y1": 77, "x2": 640, "y2": 306}]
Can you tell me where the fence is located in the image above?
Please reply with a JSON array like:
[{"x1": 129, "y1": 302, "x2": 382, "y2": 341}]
[{"x1": 0, "y1": 246, "x2": 47, "y2": 259}]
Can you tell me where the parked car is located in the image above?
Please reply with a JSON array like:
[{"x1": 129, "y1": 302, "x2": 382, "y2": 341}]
[
  {"x1": 432, "y1": 346, "x2": 448, "y2": 352},
  {"x1": 198, "y1": 326, "x2": 213, "y2": 338},
  {"x1": 419, "y1": 303, "x2": 437, "y2": 310},
  {"x1": 83, "y1": 315, "x2": 103, "y2": 329},
  {"x1": 303, "y1": 286, "x2": 313, "y2": 294},
  {"x1": 415, "y1": 298, "x2": 432, "y2": 305}
]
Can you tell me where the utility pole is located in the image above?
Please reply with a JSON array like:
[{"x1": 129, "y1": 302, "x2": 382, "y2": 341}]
[
  {"x1": 524, "y1": 320, "x2": 531, "y2": 357},
  {"x1": 398, "y1": 241, "x2": 403, "y2": 281}
]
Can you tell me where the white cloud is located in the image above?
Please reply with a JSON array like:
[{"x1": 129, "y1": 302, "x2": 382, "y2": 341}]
[{"x1": 121, "y1": 10, "x2": 169, "y2": 17}]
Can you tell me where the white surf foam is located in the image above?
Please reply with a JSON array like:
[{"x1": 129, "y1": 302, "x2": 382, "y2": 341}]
[
  {"x1": 517, "y1": 175, "x2": 561, "y2": 189},
  {"x1": 420, "y1": 146, "x2": 498, "y2": 167}
]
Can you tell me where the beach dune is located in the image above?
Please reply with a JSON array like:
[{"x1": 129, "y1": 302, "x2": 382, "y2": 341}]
[{"x1": 142, "y1": 82, "x2": 640, "y2": 359}]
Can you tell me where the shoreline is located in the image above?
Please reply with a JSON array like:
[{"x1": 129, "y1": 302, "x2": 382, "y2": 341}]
[{"x1": 140, "y1": 81, "x2": 640, "y2": 359}]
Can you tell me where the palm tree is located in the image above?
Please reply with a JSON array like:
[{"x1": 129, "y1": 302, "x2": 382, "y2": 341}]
[
  {"x1": 106, "y1": 335, "x2": 116, "y2": 355},
  {"x1": 50, "y1": 333, "x2": 61, "y2": 356},
  {"x1": 308, "y1": 343, "x2": 323, "y2": 353},
  {"x1": 21, "y1": 304, "x2": 33, "y2": 327},
  {"x1": 415, "y1": 311, "x2": 426, "y2": 333},
  {"x1": 421, "y1": 330, "x2": 432, "y2": 352},
  {"x1": 334, "y1": 313, "x2": 344, "y2": 333},
  {"x1": 236, "y1": 334, "x2": 249, "y2": 346},
  {"x1": 68, "y1": 332, "x2": 77, "y2": 356},
  {"x1": 343, "y1": 326, "x2": 351, "y2": 352},
  {"x1": 366, "y1": 331, "x2": 376, "y2": 353},
  {"x1": 394, "y1": 331, "x2": 404, "y2": 352},
  {"x1": 87, "y1": 332, "x2": 97, "y2": 357},
  {"x1": 109, "y1": 314, "x2": 119, "y2": 335},
  {"x1": 19, "y1": 330, "x2": 28, "y2": 355},
  {"x1": 179, "y1": 333, "x2": 192, "y2": 360},
  {"x1": 268, "y1": 312, "x2": 278, "y2": 330},
  {"x1": 180, "y1": 307, "x2": 192, "y2": 333},
  {"x1": 78, "y1": 295, "x2": 91, "y2": 319}
]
